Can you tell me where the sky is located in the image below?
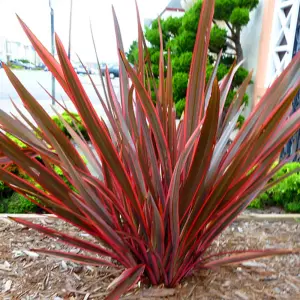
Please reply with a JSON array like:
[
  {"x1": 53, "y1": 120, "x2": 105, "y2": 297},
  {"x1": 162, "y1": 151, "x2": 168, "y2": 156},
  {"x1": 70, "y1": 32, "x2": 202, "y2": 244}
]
[{"x1": 0, "y1": 0, "x2": 169, "y2": 63}]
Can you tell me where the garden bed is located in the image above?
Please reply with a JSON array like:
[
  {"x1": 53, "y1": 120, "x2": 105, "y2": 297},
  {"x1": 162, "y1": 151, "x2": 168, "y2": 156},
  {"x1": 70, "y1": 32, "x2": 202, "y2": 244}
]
[{"x1": 0, "y1": 217, "x2": 299, "y2": 299}]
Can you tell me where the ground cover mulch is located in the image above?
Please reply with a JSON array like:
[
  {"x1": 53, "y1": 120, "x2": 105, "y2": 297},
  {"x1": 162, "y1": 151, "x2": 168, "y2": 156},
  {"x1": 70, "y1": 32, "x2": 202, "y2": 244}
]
[{"x1": 0, "y1": 215, "x2": 299, "y2": 299}]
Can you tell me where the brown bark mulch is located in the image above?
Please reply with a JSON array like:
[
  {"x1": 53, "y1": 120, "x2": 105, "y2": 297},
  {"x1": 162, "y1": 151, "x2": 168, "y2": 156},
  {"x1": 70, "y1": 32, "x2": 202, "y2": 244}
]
[{"x1": 0, "y1": 217, "x2": 299, "y2": 299}]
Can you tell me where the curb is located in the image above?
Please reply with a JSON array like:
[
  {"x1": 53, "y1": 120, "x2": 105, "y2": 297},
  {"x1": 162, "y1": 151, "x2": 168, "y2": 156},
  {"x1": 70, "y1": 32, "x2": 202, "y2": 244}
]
[{"x1": 0, "y1": 214, "x2": 299, "y2": 222}]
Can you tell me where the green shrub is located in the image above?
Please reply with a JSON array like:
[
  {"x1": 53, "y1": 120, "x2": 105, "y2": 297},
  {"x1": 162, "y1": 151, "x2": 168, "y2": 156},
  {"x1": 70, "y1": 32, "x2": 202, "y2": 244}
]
[
  {"x1": 230, "y1": 7, "x2": 250, "y2": 27},
  {"x1": 0, "y1": 201, "x2": 4, "y2": 213},
  {"x1": 0, "y1": 163, "x2": 71, "y2": 213},
  {"x1": 0, "y1": 178, "x2": 14, "y2": 200},
  {"x1": 172, "y1": 56, "x2": 181, "y2": 74},
  {"x1": 210, "y1": 26, "x2": 227, "y2": 52},
  {"x1": 163, "y1": 16, "x2": 182, "y2": 36},
  {"x1": 250, "y1": 162, "x2": 300, "y2": 212},
  {"x1": 52, "y1": 164, "x2": 75, "y2": 191},
  {"x1": 206, "y1": 63, "x2": 229, "y2": 82},
  {"x1": 248, "y1": 197, "x2": 263, "y2": 209},
  {"x1": 172, "y1": 52, "x2": 192, "y2": 74},
  {"x1": 1, "y1": 193, "x2": 40, "y2": 213},
  {"x1": 286, "y1": 202, "x2": 300, "y2": 213},
  {"x1": 150, "y1": 51, "x2": 160, "y2": 65},
  {"x1": 175, "y1": 99, "x2": 186, "y2": 118},
  {"x1": 233, "y1": 67, "x2": 250, "y2": 87},
  {"x1": 172, "y1": 31, "x2": 196, "y2": 53},
  {"x1": 225, "y1": 90, "x2": 249, "y2": 108},
  {"x1": 0, "y1": 136, "x2": 28, "y2": 203},
  {"x1": 173, "y1": 72, "x2": 189, "y2": 102},
  {"x1": 0, "y1": 154, "x2": 85, "y2": 213},
  {"x1": 10, "y1": 64, "x2": 24, "y2": 70},
  {"x1": 52, "y1": 112, "x2": 89, "y2": 141},
  {"x1": 237, "y1": 115, "x2": 245, "y2": 129}
]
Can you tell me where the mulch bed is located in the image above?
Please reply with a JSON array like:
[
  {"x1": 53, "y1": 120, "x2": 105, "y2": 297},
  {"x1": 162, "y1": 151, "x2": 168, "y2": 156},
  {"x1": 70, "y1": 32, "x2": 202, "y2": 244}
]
[{"x1": 0, "y1": 216, "x2": 299, "y2": 299}]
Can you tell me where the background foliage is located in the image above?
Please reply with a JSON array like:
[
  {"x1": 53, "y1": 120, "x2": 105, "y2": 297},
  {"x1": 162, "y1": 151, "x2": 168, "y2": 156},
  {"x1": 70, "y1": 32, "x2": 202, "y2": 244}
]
[
  {"x1": 250, "y1": 162, "x2": 300, "y2": 212},
  {"x1": 127, "y1": 0, "x2": 258, "y2": 117},
  {"x1": 0, "y1": 113, "x2": 87, "y2": 213}
]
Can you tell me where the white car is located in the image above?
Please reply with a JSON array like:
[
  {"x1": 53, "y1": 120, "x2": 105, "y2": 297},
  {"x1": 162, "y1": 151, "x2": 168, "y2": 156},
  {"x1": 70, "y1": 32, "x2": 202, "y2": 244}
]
[{"x1": 76, "y1": 65, "x2": 93, "y2": 75}]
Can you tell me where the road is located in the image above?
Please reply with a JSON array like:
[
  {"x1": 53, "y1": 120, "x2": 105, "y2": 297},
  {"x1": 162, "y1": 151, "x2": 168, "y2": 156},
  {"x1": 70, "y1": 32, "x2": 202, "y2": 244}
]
[{"x1": 0, "y1": 69, "x2": 119, "y2": 118}]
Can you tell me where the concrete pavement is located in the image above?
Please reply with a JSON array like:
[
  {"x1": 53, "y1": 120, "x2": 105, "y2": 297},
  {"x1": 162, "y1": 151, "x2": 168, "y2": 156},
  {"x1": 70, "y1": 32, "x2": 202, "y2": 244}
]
[{"x1": 0, "y1": 69, "x2": 119, "y2": 120}]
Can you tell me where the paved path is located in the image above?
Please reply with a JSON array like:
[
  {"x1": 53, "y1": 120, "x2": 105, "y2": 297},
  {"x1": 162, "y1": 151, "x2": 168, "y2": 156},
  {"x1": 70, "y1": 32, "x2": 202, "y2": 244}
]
[{"x1": 0, "y1": 69, "x2": 119, "y2": 120}]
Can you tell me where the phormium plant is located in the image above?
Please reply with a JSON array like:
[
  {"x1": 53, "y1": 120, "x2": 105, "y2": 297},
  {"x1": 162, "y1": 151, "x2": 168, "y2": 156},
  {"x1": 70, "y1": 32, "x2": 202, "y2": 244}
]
[{"x1": 0, "y1": 0, "x2": 299, "y2": 298}]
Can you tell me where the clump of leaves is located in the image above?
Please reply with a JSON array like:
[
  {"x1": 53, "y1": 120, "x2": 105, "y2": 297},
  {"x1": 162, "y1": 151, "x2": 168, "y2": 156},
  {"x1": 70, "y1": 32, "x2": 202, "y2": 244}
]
[{"x1": 0, "y1": 1, "x2": 299, "y2": 298}]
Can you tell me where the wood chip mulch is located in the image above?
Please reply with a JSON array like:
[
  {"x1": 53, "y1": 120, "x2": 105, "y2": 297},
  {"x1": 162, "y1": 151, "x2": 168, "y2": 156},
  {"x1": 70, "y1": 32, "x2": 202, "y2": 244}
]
[{"x1": 0, "y1": 217, "x2": 299, "y2": 299}]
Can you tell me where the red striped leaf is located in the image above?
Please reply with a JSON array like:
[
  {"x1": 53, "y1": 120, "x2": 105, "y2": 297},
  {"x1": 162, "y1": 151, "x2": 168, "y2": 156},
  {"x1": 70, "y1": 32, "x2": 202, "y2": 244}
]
[{"x1": 106, "y1": 265, "x2": 145, "y2": 300}]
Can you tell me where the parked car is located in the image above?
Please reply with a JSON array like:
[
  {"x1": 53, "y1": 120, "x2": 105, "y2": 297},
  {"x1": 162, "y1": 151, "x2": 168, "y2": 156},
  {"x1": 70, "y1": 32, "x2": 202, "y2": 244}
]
[
  {"x1": 9, "y1": 59, "x2": 25, "y2": 68},
  {"x1": 76, "y1": 65, "x2": 88, "y2": 75},
  {"x1": 89, "y1": 67, "x2": 97, "y2": 75},
  {"x1": 107, "y1": 64, "x2": 119, "y2": 79},
  {"x1": 36, "y1": 63, "x2": 46, "y2": 70},
  {"x1": 76, "y1": 65, "x2": 84, "y2": 74},
  {"x1": 23, "y1": 62, "x2": 36, "y2": 70},
  {"x1": 75, "y1": 63, "x2": 96, "y2": 75},
  {"x1": 101, "y1": 63, "x2": 134, "y2": 78}
]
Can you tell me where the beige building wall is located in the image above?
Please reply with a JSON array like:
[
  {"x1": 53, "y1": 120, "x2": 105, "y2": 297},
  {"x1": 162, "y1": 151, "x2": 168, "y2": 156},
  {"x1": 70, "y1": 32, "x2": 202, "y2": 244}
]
[
  {"x1": 240, "y1": 0, "x2": 265, "y2": 113},
  {"x1": 252, "y1": 0, "x2": 276, "y2": 106}
]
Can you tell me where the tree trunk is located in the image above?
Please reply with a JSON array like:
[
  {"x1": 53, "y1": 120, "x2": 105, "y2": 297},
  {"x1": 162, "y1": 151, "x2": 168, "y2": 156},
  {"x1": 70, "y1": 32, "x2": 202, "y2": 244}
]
[
  {"x1": 234, "y1": 30, "x2": 243, "y2": 63},
  {"x1": 235, "y1": 40, "x2": 243, "y2": 63}
]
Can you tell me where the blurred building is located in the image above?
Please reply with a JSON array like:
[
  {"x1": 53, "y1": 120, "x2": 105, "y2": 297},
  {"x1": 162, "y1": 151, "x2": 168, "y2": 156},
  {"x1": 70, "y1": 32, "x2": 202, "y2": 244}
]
[
  {"x1": 0, "y1": 36, "x2": 6, "y2": 63},
  {"x1": 0, "y1": 37, "x2": 42, "y2": 65},
  {"x1": 144, "y1": 0, "x2": 185, "y2": 28},
  {"x1": 160, "y1": 0, "x2": 185, "y2": 19},
  {"x1": 253, "y1": 0, "x2": 300, "y2": 106}
]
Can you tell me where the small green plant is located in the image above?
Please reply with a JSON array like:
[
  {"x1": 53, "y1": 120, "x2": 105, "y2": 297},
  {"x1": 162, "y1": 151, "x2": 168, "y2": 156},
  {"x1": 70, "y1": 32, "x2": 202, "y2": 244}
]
[
  {"x1": 9, "y1": 64, "x2": 24, "y2": 70},
  {"x1": 237, "y1": 115, "x2": 245, "y2": 129},
  {"x1": 248, "y1": 197, "x2": 263, "y2": 209},
  {"x1": 175, "y1": 99, "x2": 186, "y2": 118},
  {"x1": 250, "y1": 162, "x2": 300, "y2": 212},
  {"x1": 286, "y1": 201, "x2": 300, "y2": 213}
]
